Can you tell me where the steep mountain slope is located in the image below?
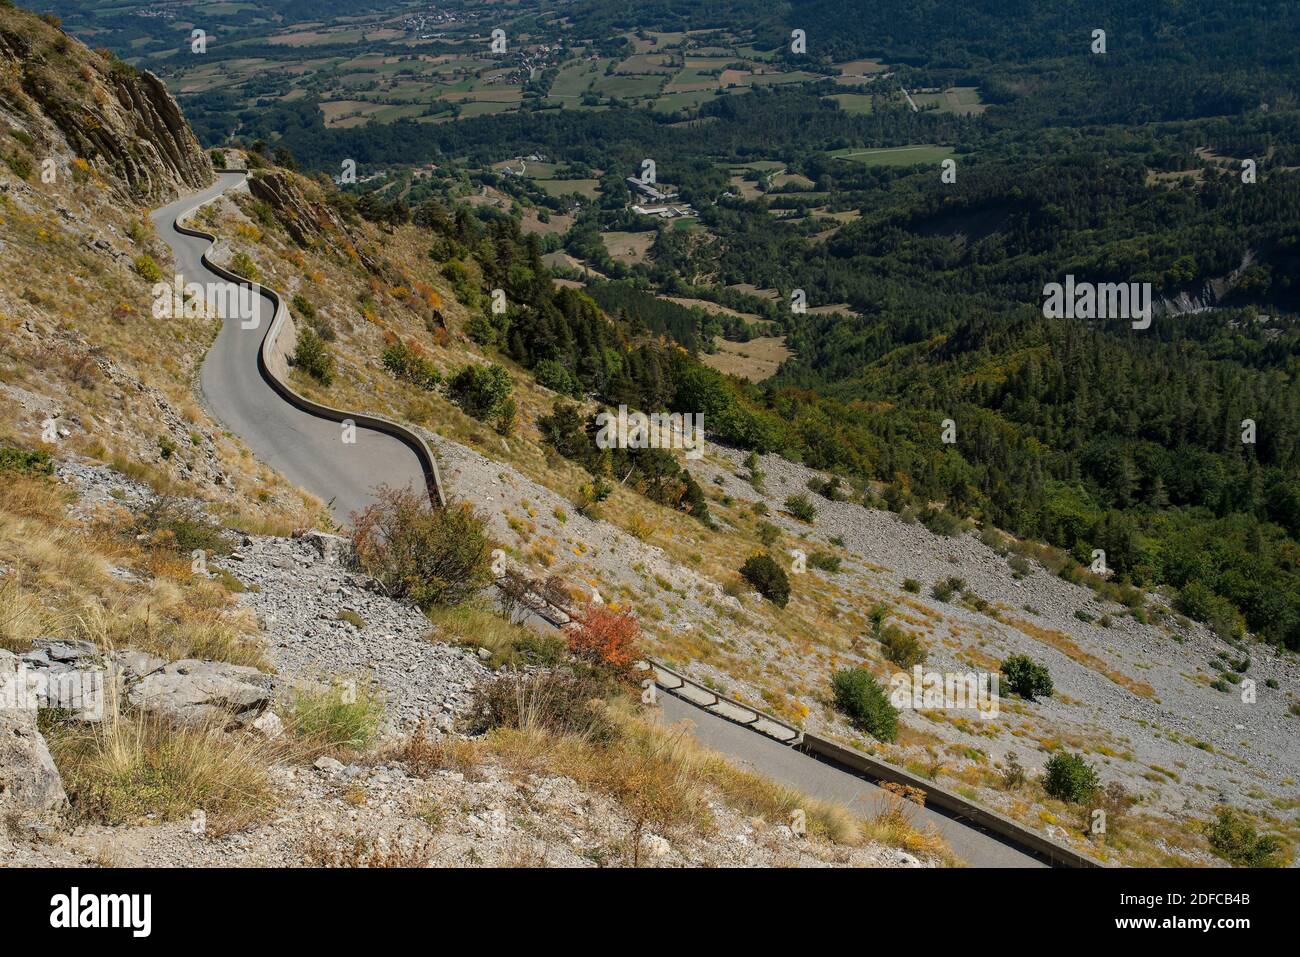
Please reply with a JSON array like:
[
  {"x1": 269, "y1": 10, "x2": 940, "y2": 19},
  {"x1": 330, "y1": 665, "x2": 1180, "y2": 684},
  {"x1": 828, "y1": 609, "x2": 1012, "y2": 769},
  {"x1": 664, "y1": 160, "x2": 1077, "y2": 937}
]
[
  {"x1": 178, "y1": 150, "x2": 1296, "y2": 865},
  {"x1": 1, "y1": 6, "x2": 209, "y2": 201},
  {"x1": 2, "y1": 3, "x2": 1295, "y2": 869},
  {"x1": 0, "y1": 4, "x2": 324, "y2": 521},
  {"x1": 0, "y1": 4, "x2": 937, "y2": 870}
]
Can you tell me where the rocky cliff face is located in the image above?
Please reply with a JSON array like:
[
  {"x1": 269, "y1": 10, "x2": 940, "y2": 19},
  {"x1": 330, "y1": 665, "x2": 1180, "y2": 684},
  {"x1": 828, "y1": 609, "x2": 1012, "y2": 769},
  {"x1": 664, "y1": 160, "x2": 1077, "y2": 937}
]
[
  {"x1": 0, "y1": 5, "x2": 210, "y2": 202},
  {"x1": 0, "y1": 5, "x2": 281, "y2": 526},
  {"x1": 247, "y1": 170, "x2": 384, "y2": 275}
]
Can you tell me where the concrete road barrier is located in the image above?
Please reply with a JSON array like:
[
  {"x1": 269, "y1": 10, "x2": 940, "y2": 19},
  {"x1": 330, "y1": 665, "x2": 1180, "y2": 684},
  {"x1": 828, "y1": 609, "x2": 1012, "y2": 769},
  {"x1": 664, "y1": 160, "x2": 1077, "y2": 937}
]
[
  {"x1": 798, "y1": 733, "x2": 1103, "y2": 868},
  {"x1": 169, "y1": 173, "x2": 447, "y2": 511},
  {"x1": 649, "y1": 659, "x2": 1102, "y2": 867}
]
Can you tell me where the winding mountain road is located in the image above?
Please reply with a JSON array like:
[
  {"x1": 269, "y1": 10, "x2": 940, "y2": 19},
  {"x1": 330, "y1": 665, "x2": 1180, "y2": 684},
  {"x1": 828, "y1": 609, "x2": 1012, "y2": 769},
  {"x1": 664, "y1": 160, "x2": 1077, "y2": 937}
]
[
  {"x1": 658, "y1": 693, "x2": 1045, "y2": 867},
  {"x1": 152, "y1": 171, "x2": 426, "y2": 524},
  {"x1": 155, "y1": 175, "x2": 1046, "y2": 867}
]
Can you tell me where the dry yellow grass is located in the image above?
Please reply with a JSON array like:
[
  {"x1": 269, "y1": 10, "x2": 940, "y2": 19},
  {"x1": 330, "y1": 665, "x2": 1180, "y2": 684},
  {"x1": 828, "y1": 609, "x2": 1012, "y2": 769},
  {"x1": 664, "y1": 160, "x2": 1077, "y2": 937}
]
[
  {"x1": 422, "y1": 689, "x2": 952, "y2": 862},
  {"x1": 0, "y1": 469, "x2": 266, "y2": 666},
  {"x1": 699, "y1": 335, "x2": 792, "y2": 382},
  {"x1": 48, "y1": 691, "x2": 280, "y2": 834}
]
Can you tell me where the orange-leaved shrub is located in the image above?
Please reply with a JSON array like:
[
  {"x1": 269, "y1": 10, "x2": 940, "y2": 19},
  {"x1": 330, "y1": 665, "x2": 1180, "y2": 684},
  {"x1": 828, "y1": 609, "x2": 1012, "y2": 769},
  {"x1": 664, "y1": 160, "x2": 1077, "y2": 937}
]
[{"x1": 568, "y1": 604, "x2": 640, "y2": 679}]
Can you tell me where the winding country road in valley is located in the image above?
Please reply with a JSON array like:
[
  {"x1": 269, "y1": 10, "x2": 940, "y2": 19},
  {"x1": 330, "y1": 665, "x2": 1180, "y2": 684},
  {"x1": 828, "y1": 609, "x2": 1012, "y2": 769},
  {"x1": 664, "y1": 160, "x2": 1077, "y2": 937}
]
[
  {"x1": 151, "y1": 171, "x2": 427, "y2": 524},
  {"x1": 155, "y1": 176, "x2": 1048, "y2": 868}
]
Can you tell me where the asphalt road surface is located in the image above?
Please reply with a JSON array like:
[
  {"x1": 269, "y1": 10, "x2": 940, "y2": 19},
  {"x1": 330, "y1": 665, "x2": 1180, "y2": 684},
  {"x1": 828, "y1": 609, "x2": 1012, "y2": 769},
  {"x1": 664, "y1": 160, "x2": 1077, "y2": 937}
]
[
  {"x1": 151, "y1": 172, "x2": 426, "y2": 525},
  {"x1": 657, "y1": 691, "x2": 1047, "y2": 867},
  {"x1": 157, "y1": 178, "x2": 1045, "y2": 868}
]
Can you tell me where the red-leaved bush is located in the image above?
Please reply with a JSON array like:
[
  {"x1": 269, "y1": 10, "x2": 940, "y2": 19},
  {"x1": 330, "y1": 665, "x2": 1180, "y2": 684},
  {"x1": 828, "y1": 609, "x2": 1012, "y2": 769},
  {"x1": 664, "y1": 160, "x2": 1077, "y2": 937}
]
[{"x1": 568, "y1": 604, "x2": 640, "y2": 678}]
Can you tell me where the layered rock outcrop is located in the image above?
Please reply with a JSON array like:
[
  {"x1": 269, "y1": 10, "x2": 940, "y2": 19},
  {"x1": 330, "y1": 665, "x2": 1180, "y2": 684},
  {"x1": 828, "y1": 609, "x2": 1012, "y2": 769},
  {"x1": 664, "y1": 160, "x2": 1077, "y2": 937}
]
[{"x1": 0, "y1": 6, "x2": 211, "y2": 202}]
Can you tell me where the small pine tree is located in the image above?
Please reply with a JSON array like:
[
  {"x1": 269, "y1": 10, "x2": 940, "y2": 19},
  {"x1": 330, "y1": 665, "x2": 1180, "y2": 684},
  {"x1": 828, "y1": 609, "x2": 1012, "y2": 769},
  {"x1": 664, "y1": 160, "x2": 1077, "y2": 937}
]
[
  {"x1": 1001, "y1": 654, "x2": 1054, "y2": 700},
  {"x1": 292, "y1": 325, "x2": 334, "y2": 385}
]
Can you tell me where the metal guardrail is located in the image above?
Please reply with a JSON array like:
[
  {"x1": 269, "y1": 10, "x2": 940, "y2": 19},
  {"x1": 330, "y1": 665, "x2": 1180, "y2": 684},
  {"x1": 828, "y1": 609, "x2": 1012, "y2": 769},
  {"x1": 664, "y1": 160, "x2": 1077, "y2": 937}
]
[
  {"x1": 169, "y1": 171, "x2": 447, "y2": 511},
  {"x1": 492, "y1": 574, "x2": 575, "y2": 630},
  {"x1": 648, "y1": 659, "x2": 803, "y2": 744}
]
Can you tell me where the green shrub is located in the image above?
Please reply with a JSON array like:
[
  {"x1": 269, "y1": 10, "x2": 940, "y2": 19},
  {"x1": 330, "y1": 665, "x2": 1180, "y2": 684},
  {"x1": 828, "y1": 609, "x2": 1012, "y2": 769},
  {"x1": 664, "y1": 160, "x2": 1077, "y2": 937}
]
[
  {"x1": 514, "y1": 632, "x2": 569, "y2": 668},
  {"x1": 133, "y1": 255, "x2": 162, "y2": 283},
  {"x1": 133, "y1": 498, "x2": 232, "y2": 556},
  {"x1": 4, "y1": 151, "x2": 32, "y2": 180},
  {"x1": 930, "y1": 576, "x2": 965, "y2": 602},
  {"x1": 230, "y1": 252, "x2": 259, "y2": 283},
  {"x1": 382, "y1": 339, "x2": 441, "y2": 390},
  {"x1": 292, "y1": 296, "x2": 334, "y2": 341},
  {"x1": 291, "y1": 294, "x2": 334, "y2": 342},
  {"x1": 1176, "y1": 580, "x2": 1243, "y2": 640},
  {"x1": 495, "y1": 396, "x2": 517, "y2": 436},
  {"x1": 350, "y1": 488, "x2": 494, "y2": 609},
  {"x1": 740, "y1": 554, "x2": 790, "y2": 608},
  {"x1": 783, "y1": 493, "x2": 817, "y2": 523},
  {"x1": 979, "y1": 526, "x2": 1008, "y2": 555},
  {"x1": 756, "y1": 519, "x2": 780, "y2": 547},
  {"x1": 291, "y1": 294, "x2": 315, "y2": 319},
  {"x1": 210, "y1": 149, "x2": 226, "y2": 170},
  {"x1": 538, "y1": 399, "x2": 598, "y2": 468},
  {"x1": 920, "y1": 506, "x2": 962, "y2": 537},
  {"x1": 902, "y1": 578, "x2": 921, "y2": 593},
  {"x1": 441, "y1": 259, "x2": 481, "y2": 307},
  {"x1": 807, "y1": 475, "x2": 844, "y2": 501},
  {"x1": 533, "y1": 359, "x2": 582, "y2": 397},
  {"x1": 447, "y1": 363, "x2": 512, "y2": 422},
  {"x1": 808, "y1": 551, "x2": 841, "y2": 573},
  {"x1": 0, "y1": 444, "x2": 53, "y2": 475},
  {"x1": 292, "y1": 326, "x2": 334, "y2": 385},
  {"x1": 464, "y1": 312, "x2": 497, "y2": 345},
  {"x1": 878, "y1": 625, "x2": 926, "y2": 668},
  {"x1": 1001, "y1": 654, "x2": 1054, "y2": 700},
  {"x1": 831, "y1": 669, "x2": 898, "y2": 742},
  {"x1": 1042, "y1": 752, "x2": 1099, "y2": 803},
  {"x1": 1206, "y1": 809, "x2": 1284, "y2": 867}
]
